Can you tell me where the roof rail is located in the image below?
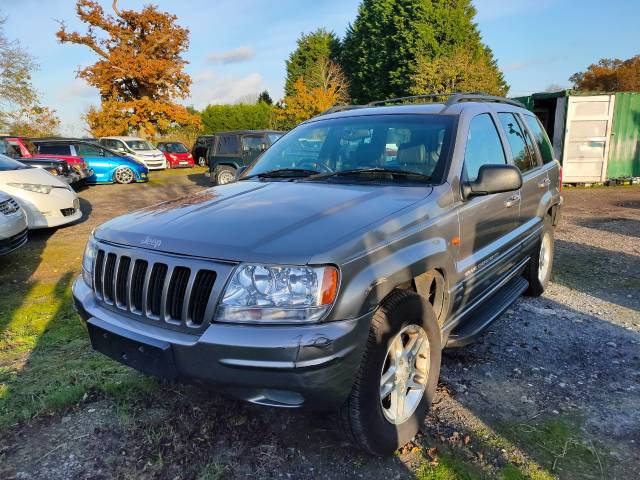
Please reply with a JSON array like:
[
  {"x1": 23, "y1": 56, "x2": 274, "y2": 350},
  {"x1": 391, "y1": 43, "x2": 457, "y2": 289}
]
[
  {"x1": 318, "y1": 104, "x2": 369, "y2": 116},
  {"x1": 444, "y1": 93, "x2": 525, "y2": 108},
  {"x1": 367, "y1": 92, "x2": 524, "y2": 108}
]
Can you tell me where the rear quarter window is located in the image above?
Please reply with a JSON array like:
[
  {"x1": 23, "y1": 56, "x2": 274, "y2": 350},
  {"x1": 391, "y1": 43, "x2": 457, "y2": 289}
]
[
  {"x1": 215, "y1": 135, "x2": 240, "y2": 155},
  {"x1": 38, "y1": 144, "x2": 72, "y2": 156}
]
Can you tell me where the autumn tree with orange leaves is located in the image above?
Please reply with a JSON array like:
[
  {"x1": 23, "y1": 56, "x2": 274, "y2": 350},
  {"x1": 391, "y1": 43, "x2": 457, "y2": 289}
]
[
  {"x1": 570, "y1": 55, "x2": 640, "y2": 92},
  {"x1": 56, "y1": 0, "x2": 200, "y2": 137}
]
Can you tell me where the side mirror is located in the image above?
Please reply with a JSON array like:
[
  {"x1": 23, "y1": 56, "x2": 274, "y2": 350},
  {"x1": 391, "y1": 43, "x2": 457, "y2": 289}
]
[
  {"x1": 235, "y1": 166, "x2": 248, "y2": 179},
  {"x1": 462, "y1": 164, "x2": 522, "y2": 199}
]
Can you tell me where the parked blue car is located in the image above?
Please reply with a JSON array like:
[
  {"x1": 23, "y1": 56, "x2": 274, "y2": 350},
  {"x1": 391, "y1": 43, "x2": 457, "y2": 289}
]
[{"x1": 34, "y1": 140, "x2": 149, "y2": 184}]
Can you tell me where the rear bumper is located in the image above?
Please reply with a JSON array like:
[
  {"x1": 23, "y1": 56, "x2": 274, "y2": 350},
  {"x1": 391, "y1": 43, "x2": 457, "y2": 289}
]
[{"x1": 72, "y1": 277, "x2": 370, "y2": 410}]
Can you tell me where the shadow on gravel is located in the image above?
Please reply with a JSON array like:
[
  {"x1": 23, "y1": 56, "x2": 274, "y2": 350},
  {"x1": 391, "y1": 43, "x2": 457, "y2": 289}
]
[
  {"x1": 554, "y1": 239, "x2": 640, "y2": 311},
  {"x1": 575, "y1": 217, "x2": 640, "y2": 239},
  {"x1": 434, "y1": 296, "x2": 640, "y2": 479},
  {"x1": 186, "y1": 172, "x2": 211, "y2": 188}
]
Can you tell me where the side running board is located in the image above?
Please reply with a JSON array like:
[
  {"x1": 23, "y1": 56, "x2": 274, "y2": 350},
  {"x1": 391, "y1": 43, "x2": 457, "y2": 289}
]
[{"x1": 446, "y1": 276, "x2": 529, "y2": 348}]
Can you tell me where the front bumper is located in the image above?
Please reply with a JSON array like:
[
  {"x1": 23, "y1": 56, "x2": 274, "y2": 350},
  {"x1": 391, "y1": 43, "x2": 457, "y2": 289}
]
[
  {"x1": 8, "y1": 188, "x2": 82, "y2": 229},
  {"x1": 0, "y1": 211, "x2": 28, "y2": 255},
  {"x1": 72, "y1": 277, "x2": 370, "y2": 410}
]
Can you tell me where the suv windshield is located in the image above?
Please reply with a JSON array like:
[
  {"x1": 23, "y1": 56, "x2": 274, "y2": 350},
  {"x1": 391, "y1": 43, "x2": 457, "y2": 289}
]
[
  {"x1": 125, "y1": 140, "x2": 154, "y2": 151},
  {"x1": 243, "y1": 114, "x2": 455, "y2": 182}
]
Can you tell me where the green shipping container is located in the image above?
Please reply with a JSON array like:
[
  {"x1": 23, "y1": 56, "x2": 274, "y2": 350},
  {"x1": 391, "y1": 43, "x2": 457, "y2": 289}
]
[{"x1": 608, "y1": 92, "x2": 640, "y2": 178}]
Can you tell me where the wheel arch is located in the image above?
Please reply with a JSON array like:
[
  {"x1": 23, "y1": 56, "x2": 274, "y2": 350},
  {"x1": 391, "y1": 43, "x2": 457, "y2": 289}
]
[{"x1": 331, "y1": 238, "x2": 455, "y2": 320}]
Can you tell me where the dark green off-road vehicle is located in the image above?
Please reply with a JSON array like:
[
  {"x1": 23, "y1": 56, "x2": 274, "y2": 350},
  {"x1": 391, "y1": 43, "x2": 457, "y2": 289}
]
[{"x1": 74, "y1": 94, "x2": 563, "y2": 455}]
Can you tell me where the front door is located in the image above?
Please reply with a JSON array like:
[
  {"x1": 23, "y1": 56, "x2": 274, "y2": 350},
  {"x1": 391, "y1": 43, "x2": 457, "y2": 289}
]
[
  {"x1": 457, "y1": 113, "x2": 522, "y2": 306},
  {"x1": 562, "y1": 95, "x2": 615, "y2": 183},
  {"x1": 75, "y1": 143, "x2": 113, "y2": 182}
]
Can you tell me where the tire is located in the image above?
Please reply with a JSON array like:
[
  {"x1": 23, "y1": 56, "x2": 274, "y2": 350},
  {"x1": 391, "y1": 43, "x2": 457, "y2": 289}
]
[
  {"x1": 198, "y1": 157, "x2": 207, "y2": 167},
  {"x1": 524, "y1": 214, "x2": 554, "y2": 296},
  {"x1": 213, "y1": 166, "x2": 236, "y2": 185},
  {"x1": 338, "y1": 290, "x2": 442, "y2": 456},
  {"x1": 114, "y1": 166, "x2": 135, "y2": 184}
]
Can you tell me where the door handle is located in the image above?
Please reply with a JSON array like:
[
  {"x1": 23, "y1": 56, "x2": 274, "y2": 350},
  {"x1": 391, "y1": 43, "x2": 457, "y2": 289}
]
[
  {"x1": 538, "y1": 177, "x2": 551, "y2": 189},
  {"x1": 505, "y1": 194, "x2": 520, "y2": 208}
]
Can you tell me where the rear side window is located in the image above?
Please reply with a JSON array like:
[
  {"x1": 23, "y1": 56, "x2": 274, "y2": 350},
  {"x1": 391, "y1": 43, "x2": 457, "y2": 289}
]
[
  {"x1": 524, "y1": 115, "x2": 554, "y2": 164},
  {"x1": 38, "y1": 144, "x2": 71, "y2": 155},
  {"x1": 464, "y1": 114, "x2": 506, "y2": 182},
  {"x1": 498, "y1": 113, "x2": 537, "y2": 173},
  {"x1": 215, "y1": 135, "x2": 240, "y2": 155},
  {"x1": 75, "y1": 143, "x2": 102, "y2": 156}
]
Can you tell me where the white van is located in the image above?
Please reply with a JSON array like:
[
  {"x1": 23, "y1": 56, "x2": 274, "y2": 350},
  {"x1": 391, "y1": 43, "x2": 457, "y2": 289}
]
[{"x1": 99, "y1": 136, "x2": 167, "y2": 170}]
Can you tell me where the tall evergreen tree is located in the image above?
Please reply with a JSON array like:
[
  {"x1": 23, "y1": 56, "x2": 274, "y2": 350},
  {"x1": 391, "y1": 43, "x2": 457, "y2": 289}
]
[
  {"x1": 284, "y1": 28, "x2": 341, "y2": 97},
  {"x1": 341, "y1": 0, "x2": 507, "y2": 103}
]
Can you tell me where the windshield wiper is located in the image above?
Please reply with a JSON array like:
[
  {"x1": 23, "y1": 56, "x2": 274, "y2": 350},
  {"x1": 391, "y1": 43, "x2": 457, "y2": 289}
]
[
  {"x1": 307, "y1": 167, "x2": 431, "y2": 181},
  {"x1": 242, "y1": 168, "x2": 321, "y2": 180}
]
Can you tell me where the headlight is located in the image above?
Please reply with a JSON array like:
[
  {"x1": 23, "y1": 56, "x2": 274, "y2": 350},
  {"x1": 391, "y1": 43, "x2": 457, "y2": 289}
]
[
  {"x1": 215, "y1": 264, "x2": 339, "y2": 324},
  {"x1": 7, "y1": 183, "x2": 53, "y2": 194},
  {"x1": 82, "y1": 234, "x2": 98, "y2": 287}
]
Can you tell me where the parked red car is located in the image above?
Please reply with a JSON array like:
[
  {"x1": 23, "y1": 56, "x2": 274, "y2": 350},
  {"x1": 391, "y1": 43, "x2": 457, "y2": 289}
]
[
  {"x1": 1, "y1": 137, "x2": 93, "y2": 181},
  {"x1": 156, "y1": 142, "x2": 195, "y2": 168}
]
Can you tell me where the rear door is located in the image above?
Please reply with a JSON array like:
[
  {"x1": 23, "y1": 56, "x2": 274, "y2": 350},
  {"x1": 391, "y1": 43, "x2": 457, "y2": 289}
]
[
  {"x1": 457, "y1": 113, "x2": 522, "y2": 304},
  {"x1": 562, "y1": 95, "x2": 615, "y2": 183},
  {"x1": 497, "y1": 112, "x2": 546, "y2": 235}
]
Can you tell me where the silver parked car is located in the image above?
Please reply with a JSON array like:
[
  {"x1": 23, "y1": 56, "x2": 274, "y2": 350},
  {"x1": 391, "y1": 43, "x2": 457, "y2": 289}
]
[{"x1": 0, "y1": 191, "x2": 28, "y2": 255}]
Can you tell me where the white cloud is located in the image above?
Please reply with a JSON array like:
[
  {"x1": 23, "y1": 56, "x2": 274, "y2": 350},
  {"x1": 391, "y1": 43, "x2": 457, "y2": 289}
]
[
  {"x1": 188, "y1": 69, "x2": 264, "y2": 107},
  {"x1": 57, "y1": 79, "x2": 98, "y2": 102},
  {"x1": 206, "y1": 46, "x2": 255, "y2": 64}
]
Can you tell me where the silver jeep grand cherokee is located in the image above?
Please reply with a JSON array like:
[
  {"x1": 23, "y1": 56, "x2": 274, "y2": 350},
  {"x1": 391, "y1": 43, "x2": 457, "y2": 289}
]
[{"x1": 73, "y1": 94, "x2": 563, "y2": 455}]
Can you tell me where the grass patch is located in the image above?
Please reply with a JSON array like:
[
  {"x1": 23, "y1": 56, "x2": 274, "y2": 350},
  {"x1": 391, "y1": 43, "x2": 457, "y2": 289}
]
[
  {"x1": 0, "y1": 276, "x2": 155, "y2": 429},
  {"x1": 416, "y1": 453, "x2": 485, "y2": 480},
  {"x1": 502, "y1": 418, "x2": 606, "y2": 479},
  {"x1": 197, "y1": 461, "x2": 229, "y2": 480}
]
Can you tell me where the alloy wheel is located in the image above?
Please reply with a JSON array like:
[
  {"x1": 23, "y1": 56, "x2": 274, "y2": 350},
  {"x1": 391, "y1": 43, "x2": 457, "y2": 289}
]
[
  {"x1": 379, "y1": 324, "x2": 430, "y2": 424},
  {"x1": 115, "y1": 167, "x2": 134, "y2": 184},
  {"x1": 538, "y1": 231, "x2": 551, "y2": 282}
]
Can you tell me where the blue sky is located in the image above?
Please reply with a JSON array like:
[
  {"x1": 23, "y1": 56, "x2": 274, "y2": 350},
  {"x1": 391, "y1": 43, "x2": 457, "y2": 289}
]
[{"x1": 2, "y1": 0, "x2": 638, "y2": 135}]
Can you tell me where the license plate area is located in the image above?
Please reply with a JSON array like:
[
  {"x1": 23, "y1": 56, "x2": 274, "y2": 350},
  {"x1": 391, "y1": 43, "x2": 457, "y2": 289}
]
[{"x1": 88, "y1": 319, "x2": 178, "y2": 380}]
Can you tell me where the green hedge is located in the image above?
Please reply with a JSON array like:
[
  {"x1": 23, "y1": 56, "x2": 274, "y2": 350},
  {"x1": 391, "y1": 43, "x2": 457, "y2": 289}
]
[{"x1": 200, "y1": 103, "x2": 276, "y2": 133}]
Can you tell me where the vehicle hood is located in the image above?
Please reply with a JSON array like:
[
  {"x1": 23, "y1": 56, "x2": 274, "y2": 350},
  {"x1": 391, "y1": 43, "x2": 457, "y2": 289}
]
[
  {"x1": 95, "y1": 180, "x2": 433, "y2": 264},
  {"x1": 0, "y1": 166, "x2": 70, "y2": 188}
]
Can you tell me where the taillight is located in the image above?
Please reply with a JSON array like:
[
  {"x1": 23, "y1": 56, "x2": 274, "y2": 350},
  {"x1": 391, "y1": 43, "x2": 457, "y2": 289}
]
[{"x1": 559, "y1": 166, "x2": 563, "y2": 192}]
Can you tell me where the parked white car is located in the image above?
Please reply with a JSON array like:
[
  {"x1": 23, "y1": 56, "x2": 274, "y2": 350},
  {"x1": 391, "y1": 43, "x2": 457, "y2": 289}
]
[
  {"x1": 0, "y1": 155, "x2": 82, "y2": 229},
  {"x1": 0, "y1": 190, "x2": 28, "y2": 255},
  {"x1": 99, "y1": 136, "x2": 167, "y2": 170}
]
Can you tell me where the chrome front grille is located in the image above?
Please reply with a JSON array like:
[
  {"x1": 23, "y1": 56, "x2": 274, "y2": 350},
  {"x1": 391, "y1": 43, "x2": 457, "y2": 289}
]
[
  {"x1": 92, "y1": 243, "x2": 234, "y2": 332},
  {"x1": 0, "y1": 198, "x2": 20, "y2": 215}
]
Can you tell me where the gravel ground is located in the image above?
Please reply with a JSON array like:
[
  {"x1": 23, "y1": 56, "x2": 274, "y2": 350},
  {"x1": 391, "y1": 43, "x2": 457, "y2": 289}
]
[{"x1": 1, "y1": 175, "x2": 638, "y2": 480}]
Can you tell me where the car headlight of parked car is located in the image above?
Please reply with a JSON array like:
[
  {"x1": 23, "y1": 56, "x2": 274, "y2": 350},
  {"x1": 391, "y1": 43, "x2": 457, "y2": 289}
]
[
  {"x1": 216, "y1": 264, "x2": 339, "y2": 324},
  {"x1": 7, "y1": 183, "x2": 53, "y2": 194},
  {"x1": 82, "y1": 234, "x2": 98, "y2": 287}
]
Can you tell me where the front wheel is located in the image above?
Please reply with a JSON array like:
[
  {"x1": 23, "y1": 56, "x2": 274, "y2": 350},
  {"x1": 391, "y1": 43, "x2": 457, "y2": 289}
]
[
  {"x1": 338, "y1": 290, "x2": 442, "y2": 456},
  {"x1": 114, "y1": 166, "x2": 135, "y2": 184},
  {"x1": 524, "y1": 214, "x2": 554, "y2": 296}
]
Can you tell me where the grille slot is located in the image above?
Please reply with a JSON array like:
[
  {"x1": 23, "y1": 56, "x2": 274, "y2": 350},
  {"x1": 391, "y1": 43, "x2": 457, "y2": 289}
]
[
  {"x1": 167, "y1": 267, "x2": 191, "y2": 321},
  {"x1": 130, "y1": 259, "x2": 148, "y2": 312},
  {"x1": 90, "y1": 245, "x2": 223, "y2": 331},
  {"x1": 94, "y1": 250, "x2": 105, "y2": 296},
  {"x1": 0, "y1": 198, "x2": 20, "y2": 215},
  {"x1": 189, "y1": 270, "x2": 217, "y2": 325},
  {"x1": 115, "y1": 256, "x2": 131, "y2": 307},
  {"x1": 103, "y1": 253, "x2": 117, "y2": 303},
  {"x1": 147, "y1": 263, "x2": 168, "y2": 317}
]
